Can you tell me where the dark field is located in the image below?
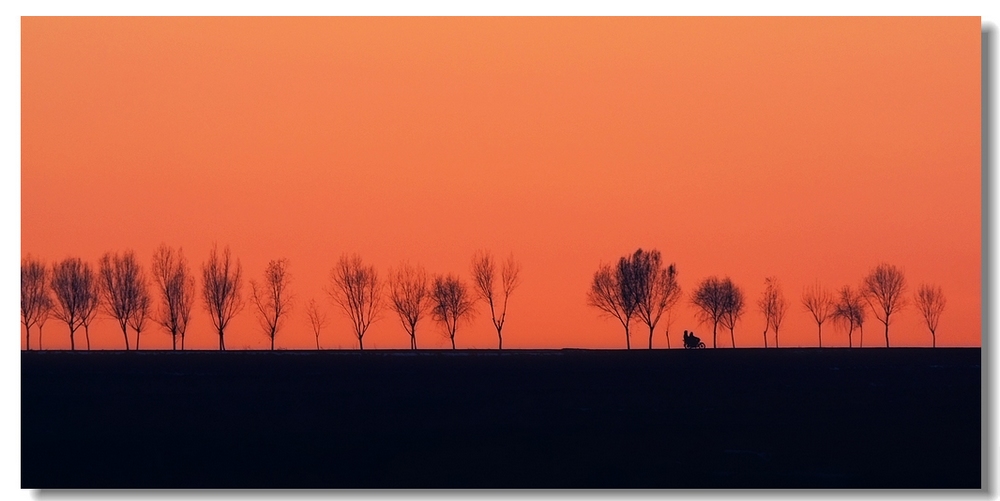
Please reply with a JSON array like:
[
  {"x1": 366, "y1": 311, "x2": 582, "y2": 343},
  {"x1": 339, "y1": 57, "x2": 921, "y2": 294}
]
[{"x1": 22, "y1": 348, "x2": 981, "y2": 489}]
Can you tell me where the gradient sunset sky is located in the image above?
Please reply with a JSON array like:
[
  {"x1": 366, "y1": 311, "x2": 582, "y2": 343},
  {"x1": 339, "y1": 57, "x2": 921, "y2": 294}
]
[{"x1": 21, "y1": 16, "x2": 981, "y2": 350}]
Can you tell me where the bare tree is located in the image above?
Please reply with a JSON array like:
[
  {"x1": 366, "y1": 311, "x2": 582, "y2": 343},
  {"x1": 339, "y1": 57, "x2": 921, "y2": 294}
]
[
  {"x1": 691, "y1": 276, "x2": 733, "y2": 349},
  {"x1": 98, "y1": 251, "x2": 144, "y2": 350},
  {"x1": 328, "y1": 254, "x2": 382, "y2": 350},
  {"x1": 587, "y1": 255, "x2": 642, "y2": 349},
  {"x1": 389, "y1": 262, "x2": 431, "y2": 350},
  {"x1": 51, "y1": 258, "x2": 96, "y2": 351},
  {"x1": 79, "y1": 270, "x2": 100, "y2": 350},
  {"x1": 862, "y1": 263, "x2": 907, "y2": 348},
  {"x1": 21, "y1": 256, "x2": 50, "y2": 351},
  {"x1": 629, "y1": 249, "x2": 681, "y2": 350},
  {"x1": 718, "y1": 280, "x2": 745, "y2": 348},
  {"x1": 251, "y1": 259, "x2": 293, "y2": 350},
  {"x1": 915, "y1": 284, "x2": 946, "y2": 348},
  {"x1": 471, "y1": 251, "x2": 522, "y2": 350},
  {"x1": 202, "y1": 244, "x2": 244, "y2": 351},
  {"x1": 306, "y1": 298, "x2": 328, "y2": 350},
  {"x1": 802, "y1": 282, "x2": 834, "y2": 348},
  {"x1": 757, "y1": 276, "x2": 784, "y2": 348},
  {"x1": 37, "y1": 294, "x2": 53, "y2": 350},
  {"x1": 431, "y1": 274, "x2": 476, "y2": 350},
  {"x1": 127, "y1": 274, "x2": 151, "y2": 350},
  {"x1": 152, "y1": 245, "x2": 196, "y2": 350},
  {"x1": 832, "y1": 286, "x2": 865, "y2": 348}
]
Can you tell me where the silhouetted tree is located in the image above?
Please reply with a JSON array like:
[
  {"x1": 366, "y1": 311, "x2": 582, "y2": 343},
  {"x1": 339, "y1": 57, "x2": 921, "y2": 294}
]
[
  {"x1": 629, "y1": 249, "x2": 681, "y2": 350},
  {"x1": 471, "y1": 251, "x2": 522, "y2": 350},
  {"x1": 431, "y1": 274, "x2": 476, "y2": 350},
  {"x1": 152, "y1": 245, "x2": 195, "y2": 350},
  {"x1": 21, "y1": 256, "x2": 50, "y2": 351},
  {"x1": 915, "y1": 284, "x2": 946, "y2": 348},
  {"x1": 691, "y1": 276, "x2": 735, "y2": 349},
  {"x1": 306, "y1": 298, "x2": 328, "y2": 350},
  {"x1": 862, "y1": 263, "x2": 907, "y2": 348},
  {"x1": 51, "y1": 258, "x2": 93, "y2": 351},
  {"x1": 99, "y1": 251, "x2": 144, "y2": 350},
  {"x1": 37, "y1": 294, "x2": 53, "y2": 350},
  {"x1": 79, "y1": 270, "x2": 100, "y2": 350},
  {"x1": 832, "y1": 286, "x2": 865, "y2": 348},
  {"x1": 202, "y1": 245, "x2": 244, "y2": 351},
  {"x1": 389, "y1": 262, "x2": 431, "y2": 350},
  {"x1": 757, "y1": 276, "x2": 785, "y2": 348},
  {"x1": 802, "y1": 282, "x2": 833, "y2": 348},
  {"x1": 718, "y1": 280, "x2": 745, "y2": 348},
  {"x1": 126, "y1": 274, "x2": 151, "y2": 349},
  {"x1": 251, "y1": 259, "x2": 293, "y2": 350},
  {"x1": 328, "y1": 254, "x2": 383, "y2": 350},
  {"x1": 588, "y1": 258, "x2": 640, "y2": 349}
]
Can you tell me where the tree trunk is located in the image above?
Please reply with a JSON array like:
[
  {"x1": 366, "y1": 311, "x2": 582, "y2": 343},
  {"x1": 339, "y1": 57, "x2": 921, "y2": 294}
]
[
  {"x1": 931, "y1": 329, "x2": 936, "y2": 348},
  {"x1": 712, "y1": 322, "x2": 718, "y2": 349},
  {"x1": 271, "y1": 336, "x2": 275, "y2": 351},
  {"x1": 774, "y1": 327, "x2": 779, "y2": 348},
  {"x1": 665, "y1": 328, "x2": 671, "y2": 349},
  {"x1": 817, "y1": 323, "x2": 823, "y2": 348},
  {"x1": 316, "y1": 335, "x2": 320, "y2": 350},
  {"x1": 450, "y1": 334, "x2": 456, "y2": 350},
  {"x1": 121, "y1": 325, "x2": 130, "y2": 350},
  {"x1": 498, "y1": 328, "x2": 503, "y2": 350},
  {"x1": 648, "y1": 325, "x2": 655, "y2": 349},
  {"x1": 25, "y1": 326, "x2": 30, "y2": 351},
  {"x1": 85, "y1": 325, "x2": 91, "y2": 350},
  {"x1": 848, "y1": 326, "x2": 853, "y2": 348},
  {"x1": 219, "y1": 329, "x2": 225, "y2": 351},
  {"x1": 730, "y1": 327, "x2": 736, "y2": 348},
  {"x1": 859, "y1": 324, "x2": 864, "y2": 348},
  {"x1": 181, "y1": 334, "x2": 186, "y2": 351},
  {"x1": 172, "y1": 333, "x2": 177, "y2": 351},
  {"x1": 136, "y1": 330, "x2": 141, "y2": 350},
  {"x1": 38, "y1": 325, "x2": 44, "y2": 350},
  {"x1": 358, "y1": 335, "x2": 364, "y2": 351},
  {"x1": 624, "y1": 323, "x2": 631, "y2": 350},
  {"x1": 763, "y1": 328, "x2": 768, "y2": 348},
  {"x1": 884, "y1": 323, "x2": 890, "y2": 348},
  {"x1": 69, "y1": 328, "x2": 75, "y2": 351}
]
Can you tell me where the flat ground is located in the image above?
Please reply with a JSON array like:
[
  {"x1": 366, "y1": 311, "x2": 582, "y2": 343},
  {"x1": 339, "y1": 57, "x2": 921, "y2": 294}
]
[{"x1": 21, "y1": 348, "x2": 981, "y2": 488}]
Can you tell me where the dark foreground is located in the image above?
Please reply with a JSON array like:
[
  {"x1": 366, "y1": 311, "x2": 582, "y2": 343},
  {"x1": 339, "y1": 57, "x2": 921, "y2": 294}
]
[{"x1": 22, "y1": 348, "x2": 981, "y2": 489}]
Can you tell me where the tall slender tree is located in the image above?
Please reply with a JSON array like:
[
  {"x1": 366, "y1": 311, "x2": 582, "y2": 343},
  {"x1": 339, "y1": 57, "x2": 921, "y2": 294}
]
[
  {"x1": 757, "y1": 277, "x2": 783, "y2": 348},
  {"x1": 152, "y1": 245, "x2": 196, "y2": 350},
  {"x1": 691, "y1": 276, "x2": 732, "y2": 349},
  {"x1": 832, "y1": 285, "x2": 865, "y2": 348},
  {"x1": 588, "y1": 256, "x2": 641, "y2": 349},
  {"x1": 471, "y1": 251, "x2": 522, "y2": 350},
  {"x1": 328, "y1": 254, "x2": 382, "y2": 350},
  {"x1": 51, "y1": 258, "x2": 91, "y2": 351},
  {"x1": 127, "y1": 275, "x2": 151, "y2": 350},
  {"x1": 914, "y1": 284, "x2": 946, "y2": 348},
  {"x1": 99, "y1": 251, "x2": 144, "y2": 350},
  {"x1": 79, "y1": 271, "x2": 100, "y2": 350},
  {"x1": 630, "y1": 249, "x2": 681, "y2": 350},
  {"x1": 202, "y1": 244, "x2": 244, "y2": 351},
  {"x1": 389, "y1": 262, "x2": 431, "y2": 350},
  {"x1": 21, "y1": 256, "x2": 50, "y2": 351},
  {"x1": 431, "y1": 274, "x2": 476, "y2": 350},
  {"x1": 802, "y1": 282, "x2": 834, "y2": 348},
  {"x1": 36, "y1": 294, "x2": 53, "y2": 350},
  {"x1": 306, "y1": 299, "x2": 328, "y2": 350},
  {"x1": 862, "y1": 263, "x2": 907, "y2": 348},
  {"x1": 250, "y1": 259, "x2": 293, "y2": 350},
  {"x1": 718, "y1": 280, "x2": 745, "y2": 348}
]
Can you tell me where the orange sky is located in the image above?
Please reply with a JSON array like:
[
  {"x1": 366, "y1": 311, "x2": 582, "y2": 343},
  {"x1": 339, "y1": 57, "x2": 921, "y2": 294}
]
[{"x1": 21, "y1": 17, "x2": 981, "y2": 350}]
